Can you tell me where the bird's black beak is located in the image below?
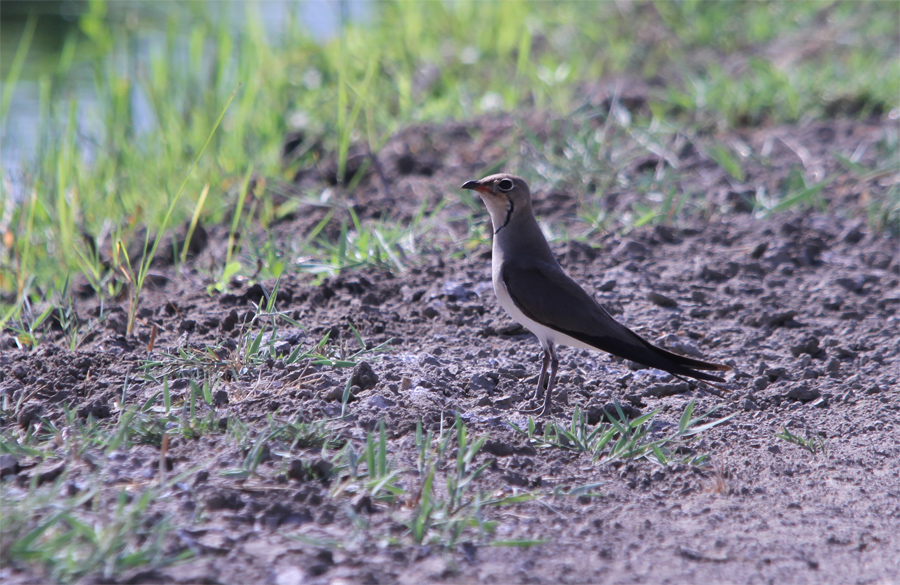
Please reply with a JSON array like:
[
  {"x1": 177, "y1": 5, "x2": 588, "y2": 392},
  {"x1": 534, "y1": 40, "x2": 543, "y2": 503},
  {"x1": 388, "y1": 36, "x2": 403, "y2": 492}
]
[{"x1": 461, "y1": 180, "x2": 488, "y2": 193}]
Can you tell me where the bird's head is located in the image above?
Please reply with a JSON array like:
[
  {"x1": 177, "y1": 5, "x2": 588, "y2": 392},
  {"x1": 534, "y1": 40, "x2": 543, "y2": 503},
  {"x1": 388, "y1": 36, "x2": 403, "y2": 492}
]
[{"x1": 461, "y1": 173, "x2": 532, "y2": 234}]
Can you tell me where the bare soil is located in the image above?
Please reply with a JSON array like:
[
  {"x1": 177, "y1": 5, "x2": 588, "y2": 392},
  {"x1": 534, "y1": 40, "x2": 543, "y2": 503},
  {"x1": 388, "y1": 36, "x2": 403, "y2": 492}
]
[{"x1": 2, "y1": 113, "x2": 899, "y2": 584}]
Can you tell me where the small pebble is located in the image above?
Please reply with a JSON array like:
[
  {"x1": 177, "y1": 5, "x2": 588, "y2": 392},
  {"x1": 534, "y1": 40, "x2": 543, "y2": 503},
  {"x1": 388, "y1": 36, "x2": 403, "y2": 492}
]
[
  {"x1": 786, "y1": 384, "x2": 820, "y2": 402},
  {"x1": 598, "y1": 280, "x2": 617, "y2": 292},
  {"x1": 647, "y1": 291, "x2": 678, "y2": 308},
  {"x1": 790, "y1": 337, "x2": 820, "y2": 357},
  {"x1": 802, "y1": 369, "x2": 822, "y2": 380}
]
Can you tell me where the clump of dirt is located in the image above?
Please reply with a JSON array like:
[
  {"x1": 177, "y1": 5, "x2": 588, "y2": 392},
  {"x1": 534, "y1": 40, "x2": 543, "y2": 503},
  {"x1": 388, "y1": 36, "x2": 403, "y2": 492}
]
[{"x1": 1, "y1": 113, "x2": 898, "y2": 584}]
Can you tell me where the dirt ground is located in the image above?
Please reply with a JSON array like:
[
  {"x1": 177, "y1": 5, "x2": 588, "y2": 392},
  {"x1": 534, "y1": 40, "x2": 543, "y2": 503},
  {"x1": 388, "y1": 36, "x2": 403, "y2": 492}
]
[{"x1": 2, "y1": 112, "x2": 899, "y2": 584}]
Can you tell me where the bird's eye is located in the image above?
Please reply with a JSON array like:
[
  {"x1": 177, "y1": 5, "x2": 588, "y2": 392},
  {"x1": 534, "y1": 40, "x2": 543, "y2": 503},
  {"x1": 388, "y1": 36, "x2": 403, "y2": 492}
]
[{"x1": 497, "y1": 179, "x2": 514, "y2": 191}]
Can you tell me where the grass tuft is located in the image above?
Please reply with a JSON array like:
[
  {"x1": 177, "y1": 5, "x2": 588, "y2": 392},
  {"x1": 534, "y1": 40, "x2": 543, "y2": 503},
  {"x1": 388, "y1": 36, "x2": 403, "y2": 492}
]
[
  {"x1": 510, "y1": 400, "x2": 736, "y2": 466},
  {"x1": 775, "y1": 427, "x2": 827, "y2": 456}
]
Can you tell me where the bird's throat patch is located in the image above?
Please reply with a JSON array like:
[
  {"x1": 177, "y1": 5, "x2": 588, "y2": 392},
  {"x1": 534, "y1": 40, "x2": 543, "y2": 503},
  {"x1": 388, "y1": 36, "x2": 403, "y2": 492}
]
[{"x1": 494, "y1": 197, "x2": 514, "y2": 234}]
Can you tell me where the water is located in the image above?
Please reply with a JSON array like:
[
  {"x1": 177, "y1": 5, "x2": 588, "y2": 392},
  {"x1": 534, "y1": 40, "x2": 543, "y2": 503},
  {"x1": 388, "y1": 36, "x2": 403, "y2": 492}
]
[{"x1": 0, "y1": 0, "x2": 370, "y2": 193}]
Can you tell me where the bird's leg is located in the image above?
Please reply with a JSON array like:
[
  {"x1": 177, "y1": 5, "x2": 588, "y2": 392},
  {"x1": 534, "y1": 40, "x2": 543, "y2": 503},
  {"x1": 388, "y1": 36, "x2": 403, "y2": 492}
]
[
  {"x1": 520, "y1": 345, "x2": 559, "y2": 417},
  {"x1": 535, "y1": 348, "x2": 560, "y2": 417},
  {"x1": 532, "y1": 349, "x2": 551, "y2": 402}
]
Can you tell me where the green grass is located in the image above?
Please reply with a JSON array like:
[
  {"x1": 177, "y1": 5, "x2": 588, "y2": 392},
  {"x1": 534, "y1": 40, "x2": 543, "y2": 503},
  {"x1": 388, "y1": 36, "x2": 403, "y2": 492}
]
[
  {"x1": 509, "y1": 399, "x2": 736, "y2": 466},
  {"x1": 1, "y1": 471, "x2": 190, "y2": 583},
  {"x1": 0, "y1": 371, "x2": 343, "y2": 582},
  {"x1": 141, "y1": 278, "x2": 391, "y2": 407},
  {"x1": 326, "y1": 415, "x2": 533, "y2": 547},
  {"x1": 776, "y1": 426, "x2": 827, "y2": 456},
  {"x1": 331, "y1": 418, "x2": 405, "y2": 504},
  {"x1": 0, "y1": 399, "x2": 198, "y2": 582},
  {"x1": 1, "y1": 0, "x2": 898, "y2": 325}
]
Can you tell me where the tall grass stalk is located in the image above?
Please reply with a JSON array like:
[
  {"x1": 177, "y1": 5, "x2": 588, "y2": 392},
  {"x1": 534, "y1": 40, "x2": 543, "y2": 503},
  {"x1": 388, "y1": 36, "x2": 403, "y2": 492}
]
[
  {"x1": 180, "y1": 182, "x2": 210, "y2": 265},
  {"x1": 117, "y1": 85, "x2": 238, "y2": 335},
  {"x1": 0, "y1": 15, "x2": 37, "y2": 120}
]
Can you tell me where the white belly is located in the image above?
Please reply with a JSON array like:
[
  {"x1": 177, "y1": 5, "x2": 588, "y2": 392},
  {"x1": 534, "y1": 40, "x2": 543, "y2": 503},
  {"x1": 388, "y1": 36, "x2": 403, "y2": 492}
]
[{"x1": 492, "y1": 270, "x2": 596, "y2": 353}]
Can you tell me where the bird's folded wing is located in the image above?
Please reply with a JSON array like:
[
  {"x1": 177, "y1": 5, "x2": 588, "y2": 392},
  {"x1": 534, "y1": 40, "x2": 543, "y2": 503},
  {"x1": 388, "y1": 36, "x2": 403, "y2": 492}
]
[{"x1": 502, "y1": 260, "x2": 729, "y2": 378}]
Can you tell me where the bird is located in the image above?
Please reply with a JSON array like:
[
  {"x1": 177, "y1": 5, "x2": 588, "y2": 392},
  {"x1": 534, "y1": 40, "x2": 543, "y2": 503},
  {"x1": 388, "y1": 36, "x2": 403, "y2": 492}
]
[{"x1": 461, "y1": 173, "x2": 730, "y2": 417}]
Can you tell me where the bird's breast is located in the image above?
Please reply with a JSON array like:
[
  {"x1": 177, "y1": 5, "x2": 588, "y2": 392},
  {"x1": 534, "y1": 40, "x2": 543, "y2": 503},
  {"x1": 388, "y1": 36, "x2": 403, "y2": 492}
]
[
  {"x1": 491, "y1": 264, "x2": 557, "y2": 350},
  {"x1": 491, "y1": 258, "x2": 597, "y2": 353}
]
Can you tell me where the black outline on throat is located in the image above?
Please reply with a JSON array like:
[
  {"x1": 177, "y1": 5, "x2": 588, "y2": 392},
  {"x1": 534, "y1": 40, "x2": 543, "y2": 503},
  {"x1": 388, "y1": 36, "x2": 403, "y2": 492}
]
[{"x1": 494, "y1": 197, "x2": 514, "y2": 234}]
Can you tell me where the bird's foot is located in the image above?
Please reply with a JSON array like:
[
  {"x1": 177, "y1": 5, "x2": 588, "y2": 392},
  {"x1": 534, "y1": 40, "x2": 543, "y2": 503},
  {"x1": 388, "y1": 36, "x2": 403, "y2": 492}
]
[{"x1": 517, "y1": 403, "x2": 552, "y2": 417}]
